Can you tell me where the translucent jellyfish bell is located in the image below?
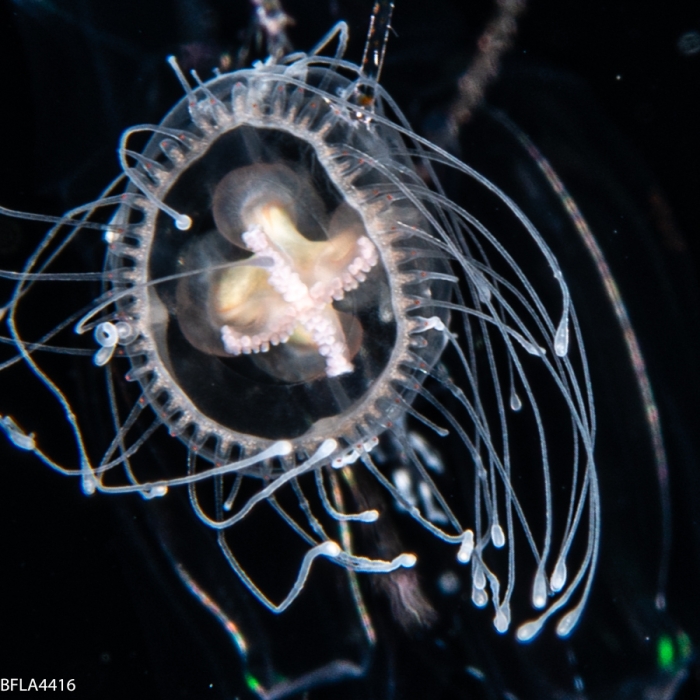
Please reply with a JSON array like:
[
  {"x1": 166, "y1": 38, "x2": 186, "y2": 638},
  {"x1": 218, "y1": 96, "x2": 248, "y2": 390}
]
[{"x1": 0, "y1": 8, "x2": 608, "y2": 697}]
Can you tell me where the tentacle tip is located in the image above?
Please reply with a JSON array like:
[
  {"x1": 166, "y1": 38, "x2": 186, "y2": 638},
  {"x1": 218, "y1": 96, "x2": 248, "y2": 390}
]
[
  {"x1": 457, "y1": 529, "x2": 474, "y2": 563},
  {"x1": 554, "y1": 321, "x2": 569, "y2": 357},
  {"x1": 321, "y1": 541, "x2": 342, "y2": 557},
  {"x1": 175, "y1": 214, "x2": 192, "y2": 231},
  {"x1": 398, "y1": 553, "x2": 417, "y2": 568},
  {"x1": 271, "y1": 440, "x2": 293, "y2": 457},
  {"x1": 556, "y1": 608, "x2": 581, "y2": 638},
  {"x1": 550, "y1": 560, "x2": 567, "y2": 592},
  {"x1": 491, "y1": 523, "x2": 505, "y2": 548},
  {"x1": 516, "y1": 620, "x2": 542, "y2": 642},
  {"x1": 494, "y1": 609, "x2": 510, "y2": 634},
  {"x1": 532, "y1": 569, "x2": 548, "y2": 609},
  {"x1": 93, "y1": 345, "x2": 115, "y2": 366},
  {"x1": 143, "y1": 483, "x2": 168, "y2": 499},
  {"x1": 1, "y1": 416, "x2": 37, "y2": 451},
  {"x1": 81, "y1": 476, "x2": 97, "y2": 496},
  {"x1": 315, "y1": 438, "x2": 338, "y2": 460}
]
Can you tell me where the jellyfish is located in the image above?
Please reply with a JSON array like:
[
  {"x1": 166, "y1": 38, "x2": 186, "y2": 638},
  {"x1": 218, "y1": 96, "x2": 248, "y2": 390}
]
[{"x1": 1, "y1": 1, "x2": 698, "y2": 699}]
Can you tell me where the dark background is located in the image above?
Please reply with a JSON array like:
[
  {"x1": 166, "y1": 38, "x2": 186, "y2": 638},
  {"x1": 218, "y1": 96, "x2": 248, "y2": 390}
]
[{"x1": 1, "y1": 1, "x2": 698, "y2": 698}]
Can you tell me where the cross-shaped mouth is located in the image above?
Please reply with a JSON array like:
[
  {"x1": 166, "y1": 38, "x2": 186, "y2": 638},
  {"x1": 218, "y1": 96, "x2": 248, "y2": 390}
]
[{"x1": 208, "y1": 164, "x2": 378, "y2": 379}]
